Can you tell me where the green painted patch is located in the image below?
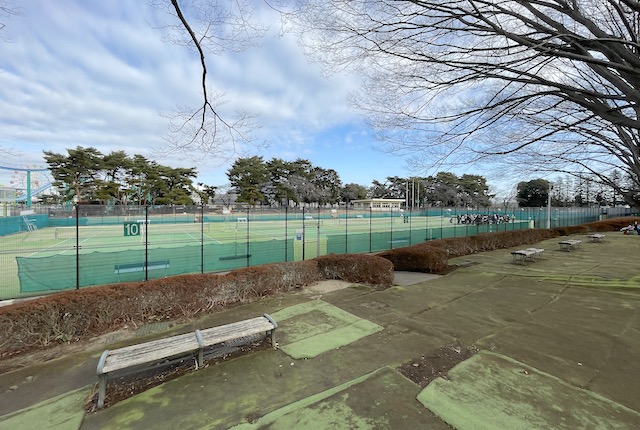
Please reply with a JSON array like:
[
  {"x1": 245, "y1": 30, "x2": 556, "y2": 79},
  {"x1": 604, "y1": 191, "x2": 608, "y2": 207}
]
[
  {"x1": 418, "y1": 351, "x2": 640, "y2": 430},
  {"x1": 0, "y1": 386, "x2": 88, "y2": 430},
  {"x1": 271, "y1": 300, "x2": 383, "y2": 359},
  {"x1": 229, "y1": 366, "x2": 442, "y2": 430}
]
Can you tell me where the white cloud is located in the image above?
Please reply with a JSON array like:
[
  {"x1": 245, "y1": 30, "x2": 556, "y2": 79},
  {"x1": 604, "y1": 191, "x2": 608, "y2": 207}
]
[{"x1": 0, "y1": 0, "x2": 402, "y2": 189}]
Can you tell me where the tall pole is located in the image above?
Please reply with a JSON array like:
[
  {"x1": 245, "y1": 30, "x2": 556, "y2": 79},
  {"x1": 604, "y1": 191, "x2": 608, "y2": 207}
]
[
  {"x1": 26, "y1": 170, "x2": 32, "y2": 207},
  {"x1": 547, "y1": 182, "x2": 552, "y2": 229},
  {"x1": 405, "y1": 180, "x2": 408, "y2": 208}
]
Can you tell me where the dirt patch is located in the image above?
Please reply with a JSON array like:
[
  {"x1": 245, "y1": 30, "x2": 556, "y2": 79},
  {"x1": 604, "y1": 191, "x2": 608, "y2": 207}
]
[
  {"x1": 398, "y1": 342, "x2": 478, "y2": 388},
  {"x1": 304, "y1": 280, "x2": 353, "y2": 294}
]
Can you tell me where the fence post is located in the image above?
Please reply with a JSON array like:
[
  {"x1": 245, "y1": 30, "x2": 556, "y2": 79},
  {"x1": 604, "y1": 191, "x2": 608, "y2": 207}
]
[
  {"x1": 246, "y1": 207, "x2": 250, "y2": 267},
  {"x1": 390, "y1": 207, "x2": 394, "y2": 249},
  {"x1": 344, "y1": 204, "x2": 348, "y2": 254},
  {"x1": 75, "y1": 204, "x2": 80, "y2": 290},
  {"x1": 369, "y1": 207, "x2": 372, "y2": 253},
  {"x1": 317, "y1": 206, "x2": 321, "y2": 257},
  {"x1": 302, "y1": 207, "x2": 306, "y2": 260},
  {"x1": 200, "y1": 204, "x2": 204, "y2": 274},
  {"x1": 425, "y1": 208, "x2": 429, "y2": 241},
  {"x1": 284, "y1": 206, "x2": 289, "y2": 262},
  {"x1": 408, "y1": 207, "x2": 413, "y2": 245},
  {"x1": 145, "y1": 205, "x2": 149, "y2": 281}
]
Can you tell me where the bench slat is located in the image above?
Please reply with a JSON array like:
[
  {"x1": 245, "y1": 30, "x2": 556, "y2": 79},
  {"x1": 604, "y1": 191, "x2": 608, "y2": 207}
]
[
  {"x1": 199, "y1": 317, "x2": 274, "y2": 346},
  {"x1": 101, "y1": 332, "x2": 200, "y2": 373}
]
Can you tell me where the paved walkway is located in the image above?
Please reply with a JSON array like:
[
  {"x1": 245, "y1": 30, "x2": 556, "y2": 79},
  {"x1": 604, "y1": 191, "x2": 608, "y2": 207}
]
[{"x1": 1, "y1": 234, "x2": 640, "y2": 429}]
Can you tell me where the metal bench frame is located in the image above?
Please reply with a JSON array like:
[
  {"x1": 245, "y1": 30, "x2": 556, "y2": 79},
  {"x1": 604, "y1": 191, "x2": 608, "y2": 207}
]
[
  {"x1": 96, "y1": 313, "x2": 277, "y2": 408},
  {"x1": 511, "y1": 249, "x2": 536, "y2": 265},
  {"x1": 559, "y1": 239, "x2": 582, "y2": 251}
]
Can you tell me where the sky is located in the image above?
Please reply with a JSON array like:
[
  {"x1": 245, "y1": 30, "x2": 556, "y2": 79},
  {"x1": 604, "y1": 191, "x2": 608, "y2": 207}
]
[
  {"x1": 0, "y1": 1, "x2": 517, "y2": 199},
  {"x1": 0, "y1": 0, "x2": 416, "y2": 191}
]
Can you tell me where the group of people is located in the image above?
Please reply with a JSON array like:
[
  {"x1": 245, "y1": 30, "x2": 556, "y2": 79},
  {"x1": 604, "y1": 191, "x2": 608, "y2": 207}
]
[
  {"x1": 452, "y1": 213, "x2": 513, "y2": 225},
  {"x1": 621, "y1": 221, "x2": 640, "y2": 235}
]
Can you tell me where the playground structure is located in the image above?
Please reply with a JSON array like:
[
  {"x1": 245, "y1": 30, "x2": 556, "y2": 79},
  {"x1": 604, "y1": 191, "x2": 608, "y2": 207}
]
[{"x1": 0, "y1": 163, "x2": 52, "y2": 207}]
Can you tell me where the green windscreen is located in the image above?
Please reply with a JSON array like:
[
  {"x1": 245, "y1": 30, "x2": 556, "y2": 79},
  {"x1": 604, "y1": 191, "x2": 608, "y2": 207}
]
[{"x1": 17, "y1": 239, "x2": 293, "y2": 293}]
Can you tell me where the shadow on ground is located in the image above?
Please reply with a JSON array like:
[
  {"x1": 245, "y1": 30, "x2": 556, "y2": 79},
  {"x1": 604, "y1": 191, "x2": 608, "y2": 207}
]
[{"x1": 2, "y1": 234, "x2": 640, "y2": 429}]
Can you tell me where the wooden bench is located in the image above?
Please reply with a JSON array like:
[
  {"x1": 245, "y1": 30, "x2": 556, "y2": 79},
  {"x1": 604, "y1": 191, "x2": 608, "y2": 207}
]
[
  {"x1": 559, "y1": 239, "x2": 582, "y2": 251},
  {"x1": 511, "y1": 249, "x2": 537, "y2": 265},
  {"x1": 96, "y1": 314, "x2": 277, "y2": 408},
  {"x1": 588, "y1": 233, "x2": 606, "y2": 242}
]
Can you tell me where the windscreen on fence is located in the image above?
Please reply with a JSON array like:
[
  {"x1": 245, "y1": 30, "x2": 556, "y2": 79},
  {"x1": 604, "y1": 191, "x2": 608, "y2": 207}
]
[
  {"x1": 1, "y1": 204, "x2": 624, "y2": 299},
  {"x1": 16, "y1": 239, "x2": 294, "y2": 293}
]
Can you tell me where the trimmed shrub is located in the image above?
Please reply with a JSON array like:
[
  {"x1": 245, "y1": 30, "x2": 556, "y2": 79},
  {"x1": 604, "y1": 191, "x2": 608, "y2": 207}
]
[
  {"x1": 378, "y1": 246, "x2": 449, "y2": 274},
  {"x1": 315, "y1": 254, "x2": 394, "y2": 289},
  {"x1": 554, "y1": 216, "x2": 640, "y2": 235},
  {"x1": 378, "y1": 228, "x2": 559, "y2": 272},
  {"x1": 0, "y1": 255, "x2": 382, "y2": 360}
]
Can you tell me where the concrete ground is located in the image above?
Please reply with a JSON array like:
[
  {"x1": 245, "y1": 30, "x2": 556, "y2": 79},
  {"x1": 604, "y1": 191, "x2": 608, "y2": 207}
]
[{"x1": 1, "y1": 233, "x2": 640, "y2": 429}]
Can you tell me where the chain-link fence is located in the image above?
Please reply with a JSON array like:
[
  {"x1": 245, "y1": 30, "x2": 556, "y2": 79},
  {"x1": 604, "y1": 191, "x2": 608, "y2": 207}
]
[{"x1": 0, "y1": 204, "x2": 631, "y2": 300}]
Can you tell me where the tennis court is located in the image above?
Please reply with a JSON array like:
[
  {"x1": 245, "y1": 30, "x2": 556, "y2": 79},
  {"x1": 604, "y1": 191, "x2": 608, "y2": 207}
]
[{"x1": 0, "y1": 206, "x2": 546, "y2": 300}]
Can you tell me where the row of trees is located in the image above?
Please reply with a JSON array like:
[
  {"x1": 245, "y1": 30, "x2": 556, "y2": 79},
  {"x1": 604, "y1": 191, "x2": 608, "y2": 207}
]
[
  {"x1": 227, "y1": 156, "x2": 349, "y2": 206},
  {"x1": 35, "y1": 147, "x2": 630, "y2": 208},
  {"x1": 42, "y1": 146, "x2": 205, "y2": 205},
  {"x1": 40, "y1": 147, "x2": 496, "y2": 208},
  {"x1": 370, "y1": 173, "x2": 492, "y2": 208},
  {"x1": 227, "y1": 156, "x2": 493, "y2": 207},
  {"x1": 517, "y1": 172, "x2": 634, "y2": 208}
]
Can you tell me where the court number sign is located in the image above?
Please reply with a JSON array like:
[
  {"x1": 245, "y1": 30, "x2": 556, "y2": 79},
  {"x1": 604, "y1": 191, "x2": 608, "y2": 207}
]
[{"x1": 123, "y1": 222, "x2": 141, "y2": 236}]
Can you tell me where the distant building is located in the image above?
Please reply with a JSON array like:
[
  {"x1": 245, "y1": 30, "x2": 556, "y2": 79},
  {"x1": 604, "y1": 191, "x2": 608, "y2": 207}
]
[
  {"x1": 0, "y1": 187, "x2": 16, "y2": 203},
  {"x1": 351, "y1": 198, "x2": 405, "y2": 211}
]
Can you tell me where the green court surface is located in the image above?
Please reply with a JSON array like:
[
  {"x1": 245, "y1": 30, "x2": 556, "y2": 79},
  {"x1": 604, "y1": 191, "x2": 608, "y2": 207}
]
[
  {"x1": 271, "y1": 300, "x2": 383, "y2": 359},
  {"x1": 418, "y1": 351, "x2": 640, "y2": 430},
  {"x1": 229, "y1": 366, "x2": 446, "y2": 430},
  {"x1": 1, "y1": 215, "x2": 529, "y2": 299},
  {"x1": 0, "y1": 386, "x2": 88, "y2": 430}
]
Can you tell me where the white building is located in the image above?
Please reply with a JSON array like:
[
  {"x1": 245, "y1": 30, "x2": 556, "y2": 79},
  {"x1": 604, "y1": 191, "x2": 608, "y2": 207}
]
[{"x1": 351, "y1": 198, "x2": 405, "y2": 211}]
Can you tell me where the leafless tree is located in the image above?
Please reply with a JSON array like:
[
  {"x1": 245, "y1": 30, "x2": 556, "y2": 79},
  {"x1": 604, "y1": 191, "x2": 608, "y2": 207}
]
[
  {"x1": 292, "y1": 0, "x2": 640, "y2": 207},
  {"x1": 0, "y1": 0, "x2": 20, "y2": 41},
  {"x1": 152, "y1": 0, "x2": 267, "y2": 161}
]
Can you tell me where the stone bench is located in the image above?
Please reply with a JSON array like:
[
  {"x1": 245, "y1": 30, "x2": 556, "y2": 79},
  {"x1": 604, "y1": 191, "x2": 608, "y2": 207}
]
[{"x1": 587, "y1": 233, "x2": 606, "y2": 242}]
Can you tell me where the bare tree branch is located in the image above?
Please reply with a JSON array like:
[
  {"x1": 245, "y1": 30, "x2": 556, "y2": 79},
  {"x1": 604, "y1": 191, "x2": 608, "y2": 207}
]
[
  {"x1": 152, "y1": 0, "x2": 267, "y2": 161},
  {"x1": 293, "y1": 0, "x2": 640, "y2": 206}
]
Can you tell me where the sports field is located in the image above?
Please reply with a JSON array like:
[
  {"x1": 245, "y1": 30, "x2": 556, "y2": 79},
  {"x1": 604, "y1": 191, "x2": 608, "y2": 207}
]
[{"x1": 0, "y1": 214, "x2": 529, "y2": 300}]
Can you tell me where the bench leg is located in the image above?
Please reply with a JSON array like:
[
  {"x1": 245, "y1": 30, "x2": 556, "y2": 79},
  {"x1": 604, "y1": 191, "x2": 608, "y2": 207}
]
[
  {"x1": 98, "y1": 374, "x2": 107, "y2": 409},
  {"x1": 269, "y1": 329, "x2": 277, "y2": 348},
  {"x1": 194, "y1": 329, "x2": 205, "y2": 368}
]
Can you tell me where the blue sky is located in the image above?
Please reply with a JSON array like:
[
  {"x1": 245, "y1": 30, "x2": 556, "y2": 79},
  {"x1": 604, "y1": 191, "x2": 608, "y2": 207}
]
[{"x1": 0, "y1": 0, "x2": 422, "y2": 192}]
